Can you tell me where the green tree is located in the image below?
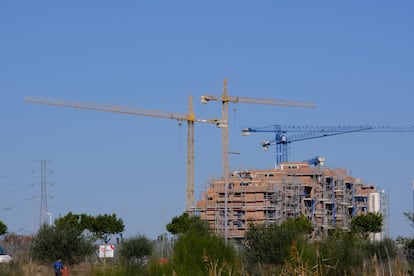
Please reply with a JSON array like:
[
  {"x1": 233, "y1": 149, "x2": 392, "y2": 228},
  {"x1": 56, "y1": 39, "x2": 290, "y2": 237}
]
[
  {"x1": 302, "y1": 229, "x2": 397, "y2": 276},
  {"x1": 165, "y1": 212, "x2": 240, "y2": 275},
  {"x1": 244, "y1": 222, "x2": 287, "y2": 266},
  {"x1": 171, "y1": 229, "x2": 239, "y2": 275},
  {"x1": 351, "y1": 212, "x2": 383, "y2": 239},
  {"x1": 244, "y1": 216, "x2": 313, "y2": 269},
  {"x1": 119, "y1": 235, "x2": 153, "y2": 265},
  {"x1": 31, "y1": 225, "x2": 95, "y2": 265},
  {"x1": 166, "y1": 212, "x2": 209, "y2": 235},
  {"x1": 54, "y1": 212, "x2": 94, "y2": 232},
  {"x1": 55, "y1": 212, "x2": 123, "y2": 244},
  {"x1": 0, "y1": 220, "x2": 7, "y2": 236},
  {"x1": 403, "y1": 212, "x2": 414, "y2": 268},
  {"x1": 89, "y1": 213, "x2": 124, "y2": 244},
  {"x1": 281, "y1": 215, "x2": 313, "y2": 235},
  {"x1": 404, "y1": 211, "x2": 414, "y2": 227},
  {"x1": 362, "y1": 237, "x2": 397, "y2": 260},
  {"x1": 316, "y1": 229, "x2": 365, "y2": 275},
  {"x1": 404, "y1": 238, "x2": 414, "y2": 268}
]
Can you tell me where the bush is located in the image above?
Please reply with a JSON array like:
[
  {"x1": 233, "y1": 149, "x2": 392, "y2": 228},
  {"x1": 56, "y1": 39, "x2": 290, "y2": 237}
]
[
  {"x1": 118, "y1": 235, "x2": 153, "y2": 265},
  {"x1": 244, "y1": 216, "x2": 312, "y2": 271},
  {"x1": 171, "y1": 229, "x2": 239, "y2": 275},
  {"x1": 31, "y1": 225, "x2": 95, "y2": 265},
  {"x1": 363, "y1": 237, "x2": 397, "y2": 261}
]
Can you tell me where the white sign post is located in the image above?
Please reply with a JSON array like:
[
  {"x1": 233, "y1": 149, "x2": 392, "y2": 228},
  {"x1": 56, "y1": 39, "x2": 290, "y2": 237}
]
[{"x1": 99, "y1": 244, "x2": 115, "y2": 258}]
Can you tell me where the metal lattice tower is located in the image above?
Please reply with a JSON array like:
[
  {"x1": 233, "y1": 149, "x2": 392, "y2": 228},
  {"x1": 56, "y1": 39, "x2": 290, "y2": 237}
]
[
  {"x1": 380, "y1": 189, "x2": 390, "y2": 238},
  {"x1": 39, "y1": 160, "x2": 51, "y2": 227}
]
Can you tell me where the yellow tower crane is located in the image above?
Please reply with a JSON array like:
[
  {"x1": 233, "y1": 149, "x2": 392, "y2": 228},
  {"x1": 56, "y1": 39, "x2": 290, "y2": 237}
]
[
  {"x1": 201, "y1": 78, "x2": 316, "y2": 180},
  {"x1": 201, "y1": 78, "x2": 316, "y2": 241},
  {"x1": 24, "y1": 95, "x2": 221, "y2": 212}
]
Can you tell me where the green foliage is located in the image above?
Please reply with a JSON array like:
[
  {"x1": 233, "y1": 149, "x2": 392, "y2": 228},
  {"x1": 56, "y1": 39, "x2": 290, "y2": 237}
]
[
  {"x1": 147, "y1": 261, "x2": 174, "y2": 276},
  {"x1": 31, "y1": 225, "x2": 95, "y2": 265},
  {"x1": 166, "y1": 212, "x2": 209, "y2": 235},
  {"x1": 55, "y1": 212, "x2": 124, "y2": 244},
  {"x1": 403, "y1": 212, "x2": 414, "y2": 269},
  {"x1": 171, "y1": 230, "x2": 239, "y2": 275},
  {"x1": 244, "y1": 216, "x2": 313, "y2": 269},
  {"x1": 362, "y1": 237, "x2": 397, "y2": 261},
  {"x1": 281, "y1": 239, "x2": 332, "y2": 276},
  {"x1": 245, "y1": 223, "x2": 285, "y2": 265},
  {"x1": 33, "y1": 212, "x2": 124, "y2": 266},
  {"x1": 88, "y1": 213, "x2": 125, "y2": 244},
  {"x1": 404, "y1": 211, "x2": 414, "y2": 227},
  {"x1": 55, "y1": 212, "x2": 94, "y2": 232},
  {"x1": 281, "y1": 215, "x2": 313, "y2": 235},
  {"x1": 351, "y1": 212, "x2": 383, "y2": 238},
  {"x1": 316, "y1": 230, "x2": 365, "y2": 275},
  {"x1": 403, "y1": 238, "x2": 414, "y2": 267},
  {"x1": 0, "y1": 220, "x2": 7, "y2": 236},
  {"x1": 242, "y1": 217, "x2": 395, "y2": 275},
  {"x1": 279, "y1": 230, "x2": 395, "y2": 276},
  {"x1": 118, "y1": 235, "x2": 153, "y2": 265}
]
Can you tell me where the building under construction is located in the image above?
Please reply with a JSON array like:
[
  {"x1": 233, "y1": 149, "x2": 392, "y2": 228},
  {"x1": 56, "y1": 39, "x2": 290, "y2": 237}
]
[{"x1": 196, "y1": 160, "x2": 387, "y2": 240}]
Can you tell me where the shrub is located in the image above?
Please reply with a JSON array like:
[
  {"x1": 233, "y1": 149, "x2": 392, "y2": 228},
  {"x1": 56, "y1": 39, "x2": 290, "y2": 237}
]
[
  {"x1": 118, "y1": 235, "x2": 153, "y2": 266},
  {"x1": 31, "y1": 225, "x2": 95, "y2": 265}
]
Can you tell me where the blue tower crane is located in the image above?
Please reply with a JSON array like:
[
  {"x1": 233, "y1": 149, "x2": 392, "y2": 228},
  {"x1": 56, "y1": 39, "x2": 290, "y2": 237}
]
[{"x1": 242, "y1": 124, "x2": 414, "y2": 166}]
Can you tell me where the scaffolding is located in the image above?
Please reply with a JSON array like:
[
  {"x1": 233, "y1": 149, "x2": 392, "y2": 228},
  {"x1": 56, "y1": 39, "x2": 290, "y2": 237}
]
[
  {"x1": 380, "y1": 189, "x2": 390, "y2": 238},
  {"x1": 196, "y1": 162, "x2": 377, "y2": 240}
]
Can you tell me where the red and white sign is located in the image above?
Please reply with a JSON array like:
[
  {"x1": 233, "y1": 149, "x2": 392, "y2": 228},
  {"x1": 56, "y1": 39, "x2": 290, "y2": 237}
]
[{"x1": 99, "y1": 244, "x2": 115, "y2": 258}]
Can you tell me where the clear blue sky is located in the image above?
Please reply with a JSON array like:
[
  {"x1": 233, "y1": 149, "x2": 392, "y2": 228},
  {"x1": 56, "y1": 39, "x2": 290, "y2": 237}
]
[{"x1": 1, "y1": 1, "x2": 413, "y2": 239}]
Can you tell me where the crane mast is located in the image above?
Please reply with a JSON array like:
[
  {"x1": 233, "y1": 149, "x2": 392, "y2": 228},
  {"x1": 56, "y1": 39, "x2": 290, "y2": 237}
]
[
  {"x1": 24, "y1": 95, "x2": 221, "y2": 212},
  {"x1": 201, "y1": 78, "x2": 316, "y2": 241},
  {"x1": 201, "y1": 78, "x2": 316, "y2": 178}
]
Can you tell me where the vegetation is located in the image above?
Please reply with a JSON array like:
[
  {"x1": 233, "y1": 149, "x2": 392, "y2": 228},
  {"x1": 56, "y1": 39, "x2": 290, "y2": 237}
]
[
  {"x1": 0, "y1": 220, "x2": 7, "y2": 236},
  {"x1": 31, "y1": 212, "x2": 124, "y2": 266},
  {"x1": 118, "y1": 235, "x2": 153, "y2": 265},
  {"x1": 31, "y1": 225, "x2": 95, "y2": 265},
  {"x1": 54, "y1": 212, "x2": 125, "y2": 244},
  {"x1": 351, "y1": 212, "x2": 383, "y2": 238},
  {"x1": 402, "y1": 211, "x2": 414, "y2": 273},
  {"x1": 5, "y1": 211, "x2": 414, "y2": 275},
  {"x1": 54, "y1": 212, "x2": 94, "y2": 232},
  {"x1": 165, "y1": 212, "x2": 240, "y2": 275},
  {"x1": 88, "y1": 213, "x2": 125, "y2": 244},
  {"x1": 404, "y1": 211, "x2": 414, "y2": 227},
  {"x1": 166, "y1": 212, "x2": 209, "y2": 235},
  {"x1": 170, "y1": 228, "x2": 239, "y2": 275},
  {"x1": 244, "y1": 216, "x2": 312, "y2": 271}
]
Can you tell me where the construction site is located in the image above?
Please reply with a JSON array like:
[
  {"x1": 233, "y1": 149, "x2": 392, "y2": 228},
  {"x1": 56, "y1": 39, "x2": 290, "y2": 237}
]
[
  {"x1": 196, "y1": 158, "x2": 389, "y2": 241},
  {"x1": 26, "y1": 80, "x2": 409, "y2": 242}
]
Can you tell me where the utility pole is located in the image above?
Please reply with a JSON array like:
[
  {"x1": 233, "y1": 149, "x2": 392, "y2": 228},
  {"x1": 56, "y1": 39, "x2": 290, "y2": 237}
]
[
  {"x1": 225, "y1": 151, "x2": 240, "y2": 241},
  {"x1": 39, "y1": 160, "x2": 52, "y2": 227}
]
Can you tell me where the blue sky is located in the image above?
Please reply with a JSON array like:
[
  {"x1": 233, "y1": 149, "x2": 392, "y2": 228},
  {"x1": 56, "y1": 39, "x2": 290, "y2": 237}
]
[{"x1": 1, "y1": 1, "x2": 413, "y2": 239}]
